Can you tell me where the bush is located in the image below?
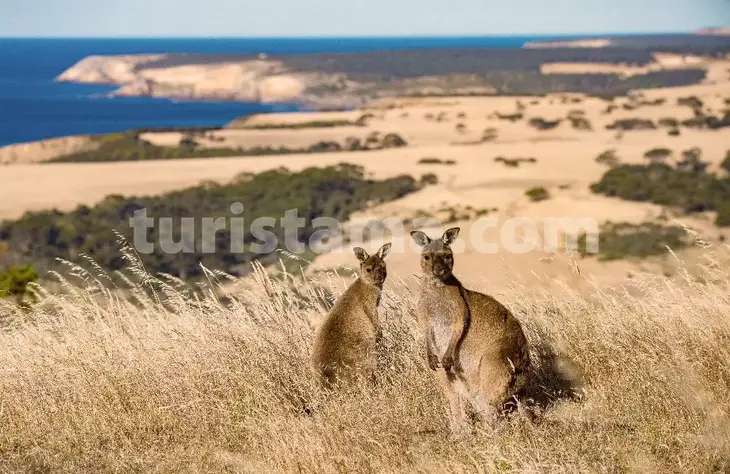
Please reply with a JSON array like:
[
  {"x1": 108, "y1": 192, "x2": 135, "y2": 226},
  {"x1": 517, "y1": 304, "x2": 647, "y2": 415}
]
[
  {"x1": 528, "y1": 118, "x2": 561, "y2": 130},
  {"x1": 495, "y1": 156, "x2": 536, "y2": 168},
  {"x1": 240, "y1": 119, "x2": 360, "y2": 130},
  {"x1": 658, "y1": 117, "x2": 679, "y2": 128},
  {"x1": 715, "y1": 202, "x2": 730, "y2": 227},
  {"x1": 380, "y1": 133, "x2": 408, "y2": 149},
  {"x1": 495, "y1": 112, "x2": 523, "y2": 122},
  {"x1": 677, "y1": 96, "x2": 704, "y2": 109},
  {"x1": 569, "y1": 117, "x2": 592, "y2": 131},
  {"x1": 595, "y1": 149, "x2": 620, "y2": 167},
  {"x1": 0, "y1": 264, "x2": 38, "y2": 303},
  {"x1": 643, "y1": 148, "x2": 672, "y2": 163},
  {"x1": 676, "y1": 147, "x2": 707, "y2": 173},
  {"x1": 525, "y1": 186, "x2": 550, "y2": 202},
  {"x1": 418, "y1": 158, "x2": 456, "y2": 165},
  {"x1": 308, "y1": 141, "x2": 342, "y2": 153},
  {"x1": 590, "y1": 155, "x2": 730, "y2": 223},
  {"x1": 179, "y1": 136, "x2": 198, "y2": 149},
  {"x1": 668, "y1": 128, "x2": 681, "y2": 136},
  {"x1": 681, "y1": 111, "x2": 730, "y2": 130},
  {"x1": 420, "y1": 173, "x2": 439, "y2": 185},
  {"x1": 577, "y1": 222, "x2": 689, "y2": 260},
  {"x1": 355, "y1": 114, "x2": 375, "y2": 126},
  {"x1": 344, "y1": 136, "x2": 364, "y2": 151},
  {"x1": 605, "y1": 119, "x2": 656, "y2": 131},
  {"x1": 481, "y1": 127, "x2": 499, "y2": 142}
]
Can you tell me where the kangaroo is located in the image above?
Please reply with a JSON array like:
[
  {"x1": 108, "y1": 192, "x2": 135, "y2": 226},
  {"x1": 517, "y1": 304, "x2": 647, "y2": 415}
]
[
  {"x1": 410, "y1": 227, "x2": 530, "y2": 435},
  {"x1": 311, "y1": 243, "x2": 392, "y2": 387}
]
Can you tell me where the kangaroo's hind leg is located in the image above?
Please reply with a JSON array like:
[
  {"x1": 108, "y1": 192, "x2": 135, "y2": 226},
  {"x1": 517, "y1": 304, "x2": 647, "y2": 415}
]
[
  {"x1": 437, "y1": 370, "x2": 471, "y2": 439},
  {"x1": 470, "y1": 355, "x2": 516, "y2": 430}
]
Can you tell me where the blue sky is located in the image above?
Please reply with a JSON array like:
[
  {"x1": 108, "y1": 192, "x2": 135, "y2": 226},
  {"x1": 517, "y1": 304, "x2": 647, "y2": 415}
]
[{"x1": 1, "y1": 0, "x2": 728, "y2": 37}]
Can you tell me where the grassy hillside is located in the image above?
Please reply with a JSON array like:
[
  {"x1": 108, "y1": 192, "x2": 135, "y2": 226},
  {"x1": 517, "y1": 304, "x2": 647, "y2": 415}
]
[
  {"x1": 0, "y1": 164, "x2": 420, "y2": 279},
  {"x1": 0, "y1": 248, "x2": 729, "y2": 472}
]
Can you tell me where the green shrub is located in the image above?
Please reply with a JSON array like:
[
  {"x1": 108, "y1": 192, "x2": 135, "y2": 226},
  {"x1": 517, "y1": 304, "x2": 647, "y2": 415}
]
[
  {"x1": 577, "y1": 222, "x2": 689, "y2": 261},
  {"x1": 528, "y1": 118, "x2": 561, "y2": 130},
  {"x1": 658, "y1": 117, "x2": 679, "y2": 128},
  {"x1": 596, "y1": 149, "x2": 620, "y2": 167},
  {"x1": 381, "y1": 133, "x2": 408, "y2": 149},
  {"x1": 715, "y1": 203, "x2": 730, "y2": 227},
  {"x1": 569, "y1": 117, "x2": 592, "y2": 131},
  {"x1": 481, "y1": 127, "x2": 499, "y2": 142},
  {"x1": 495, "y1": 112, "x2": 523, "y2": 122},
  {"x1": 240, "y1": 119, "x2": 359, "y2": 130},
  {"x1": 420, "y1": 173, "x2": 439, "y2": 185},
  {"x1": 494, "y1": 156, "x2": 536, "y2": 168},
  {"x1": 590, "y1": 155, "x2": 730, "y2": 224},
  {"x1": 0, "y1": 264, "x2": 38, "y2": 302},
  {"x1": 677, "y1": 96, "x2": 704, "y2": 109},
  {"x1": 643, "y1": 148, "x2": 672, "y2": 162},
  {"x1": 606, "y1": 119, "x2": 656, "y2": 131},
  {"x1": 525, "y1": 186, "x2": 550, "y2": 202},
  {"x1": 418, "y1": 158, "x2": 456, "y2": 165}
]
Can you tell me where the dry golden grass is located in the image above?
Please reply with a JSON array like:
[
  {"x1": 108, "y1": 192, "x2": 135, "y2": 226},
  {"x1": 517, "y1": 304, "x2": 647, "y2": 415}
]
[{"x1": 1, "y1": 245, "x2": 730, "y2": 473}]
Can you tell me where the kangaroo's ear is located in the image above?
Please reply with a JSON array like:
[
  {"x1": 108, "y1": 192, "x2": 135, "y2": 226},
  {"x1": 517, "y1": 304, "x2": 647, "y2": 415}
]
[
  {"x1": 376, "y1": 242, "x2": 392, "y2": 260},
  {"x1": 410, "y1": 230, "x2": 431, "y2": 247},
  {"x1": 442, "y1": 227, "x2": 461, "y2": 246},
  {"x1": 353, "y1": 247, "x2": 369, "y2": 263}
]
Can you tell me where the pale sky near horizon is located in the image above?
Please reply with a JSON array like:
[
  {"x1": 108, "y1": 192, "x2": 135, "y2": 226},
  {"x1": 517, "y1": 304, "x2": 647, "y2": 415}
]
[{"x1": 0, "y1": 0, "x2": 729, "y2": 37}]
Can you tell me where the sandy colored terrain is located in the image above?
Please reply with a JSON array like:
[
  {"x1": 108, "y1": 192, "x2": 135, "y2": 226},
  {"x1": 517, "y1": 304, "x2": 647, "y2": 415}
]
[
  {"x1": 3, "y1": 81, "x2": 729, "y2": 219},
  {"x1": 227, "y1": 110, "x2": 364, "y2": 128},
  {"x1": 4, "y1": 68, "x2": 730, "y2": 290},
  {"x1": 524, "y1": 39, "x2": 614, "y2": 49},
  {"x1": 0, "y1": 135, "x2": 97, "y2": 165},
  {"x1": 540, "y1": 53, "x2": 719, "y2": 78}
]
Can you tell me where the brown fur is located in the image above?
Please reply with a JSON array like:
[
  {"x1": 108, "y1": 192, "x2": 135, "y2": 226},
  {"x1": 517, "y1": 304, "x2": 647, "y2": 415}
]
[
  {"x1": 311, "y1": 243, "x2": 391, "y2": 387},
  {"x1": 410, "y1": 228, "x2": 531, "y2": 434}
]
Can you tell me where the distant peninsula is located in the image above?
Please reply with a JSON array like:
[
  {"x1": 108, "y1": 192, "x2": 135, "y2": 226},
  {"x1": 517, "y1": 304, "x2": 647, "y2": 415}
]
[{"x1": 56, "y1": 34, "x2": 730, "y2": 108}]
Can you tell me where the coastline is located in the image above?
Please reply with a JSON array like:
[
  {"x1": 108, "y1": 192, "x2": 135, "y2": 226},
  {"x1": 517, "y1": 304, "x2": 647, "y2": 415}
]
[{"x1": 2, "y1": 34, "x2": 729, "y2": 148}]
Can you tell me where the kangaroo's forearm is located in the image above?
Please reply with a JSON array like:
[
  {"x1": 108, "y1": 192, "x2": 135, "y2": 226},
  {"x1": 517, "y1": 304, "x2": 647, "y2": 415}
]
[
  {"x1": 426, "y1": 327, "x2": 437, "y2": 356},
  {"x1": 445, "y1": 302, "x2": 468, "y2": 358}
]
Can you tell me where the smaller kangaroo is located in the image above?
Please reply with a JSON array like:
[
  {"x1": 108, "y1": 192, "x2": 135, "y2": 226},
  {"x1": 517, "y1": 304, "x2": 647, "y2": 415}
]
[
  {"x1": 410, "y1": 227, "x2": 530, "y2": 435},
  {"x1": 311, "y1": 243, "x2": 392, "y2": 387}
]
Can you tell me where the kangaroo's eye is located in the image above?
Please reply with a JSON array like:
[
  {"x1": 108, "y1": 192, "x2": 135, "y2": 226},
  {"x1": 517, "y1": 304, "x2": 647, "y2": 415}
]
[
  {"x1": 423, "y1": 255, "x2": 431, "y2": 261},
  {"x1": 366, "y1": 268, "x2": 372, "y2": 273}
]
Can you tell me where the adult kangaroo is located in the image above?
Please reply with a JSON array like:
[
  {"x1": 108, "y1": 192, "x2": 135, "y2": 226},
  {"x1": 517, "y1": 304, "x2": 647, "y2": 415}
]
[{"x1": 411, "y1": 227, "x2": 530, "y2": 435}]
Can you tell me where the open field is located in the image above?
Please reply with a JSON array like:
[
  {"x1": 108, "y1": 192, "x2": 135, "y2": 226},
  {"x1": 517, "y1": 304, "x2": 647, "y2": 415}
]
[{"x1": 1, "y1": 249, "x2": 729, "y2": 472}]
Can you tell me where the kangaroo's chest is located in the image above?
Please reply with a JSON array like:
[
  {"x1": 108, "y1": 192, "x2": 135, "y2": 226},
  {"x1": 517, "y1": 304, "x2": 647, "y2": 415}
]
[{"x1": 420, "y1": 289, "x2": 464, "y2": 355}]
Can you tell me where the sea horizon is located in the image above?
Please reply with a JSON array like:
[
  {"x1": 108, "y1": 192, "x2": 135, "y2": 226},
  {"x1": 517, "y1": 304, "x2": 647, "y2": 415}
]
[{"x1": 0, "y1": 30, "x2": 703, "y2": 39}]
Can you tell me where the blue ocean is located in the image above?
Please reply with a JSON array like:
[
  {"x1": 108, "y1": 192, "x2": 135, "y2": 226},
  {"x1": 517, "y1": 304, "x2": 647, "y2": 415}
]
[{"x1": 0, "y1": 37, "x2": 551, "y2": 147}]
